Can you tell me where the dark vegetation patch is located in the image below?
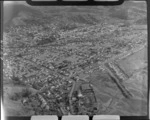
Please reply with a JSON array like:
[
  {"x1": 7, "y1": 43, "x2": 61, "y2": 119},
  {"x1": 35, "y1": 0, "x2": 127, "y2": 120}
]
[
  {"x1": 135, "y1": 17, "x2": 147, "y2": 25},
  {"x1": 9, "y1": 88, "x2": 32, "y2": 101},
  {"x1": 68, "y1": 14, "x2": 98, "y2": 25},
  {"x1": 109, "y1": 8, "x2": 129, "y2": 20},
  {"x1": 58, "y1": 22, "x2": 78, "y2": 31},
  {"x1": 11, "y1": 76, "x2": 24, "y2": 85},
  {"x1": 36, "y1": 35, "x2": 57, "y2": 46},
  {"x1": 23, "y1": 19, "x2": 43, "y2": 26},
  {"x1": 21, "y1": 88, "x2": 32, "y2": 98}
]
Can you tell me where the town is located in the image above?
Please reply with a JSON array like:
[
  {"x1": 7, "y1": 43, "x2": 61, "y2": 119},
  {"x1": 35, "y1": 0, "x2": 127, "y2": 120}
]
[{"x1": 3, "y1": 1, "x2": 147, "y2": 116}]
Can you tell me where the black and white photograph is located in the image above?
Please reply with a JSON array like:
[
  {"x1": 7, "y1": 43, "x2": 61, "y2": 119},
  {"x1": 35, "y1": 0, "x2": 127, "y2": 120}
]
[{"x1": 2, "y1": 0, "x2": 148, "y2": 117}]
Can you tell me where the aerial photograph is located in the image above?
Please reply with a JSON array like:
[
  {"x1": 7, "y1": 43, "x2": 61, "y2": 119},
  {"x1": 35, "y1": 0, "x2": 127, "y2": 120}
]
[{"x1": 3, "y1": 0, "x2": 147, "y2": 116}]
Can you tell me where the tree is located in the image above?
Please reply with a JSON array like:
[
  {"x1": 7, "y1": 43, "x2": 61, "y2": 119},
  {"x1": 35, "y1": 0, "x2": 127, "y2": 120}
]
[
  {"x1": 21, "y1": 88, "x2": 32, "y2": 98},
  {"x1": 11, "y1": 76, "x2": 21, "y2": 85}
]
